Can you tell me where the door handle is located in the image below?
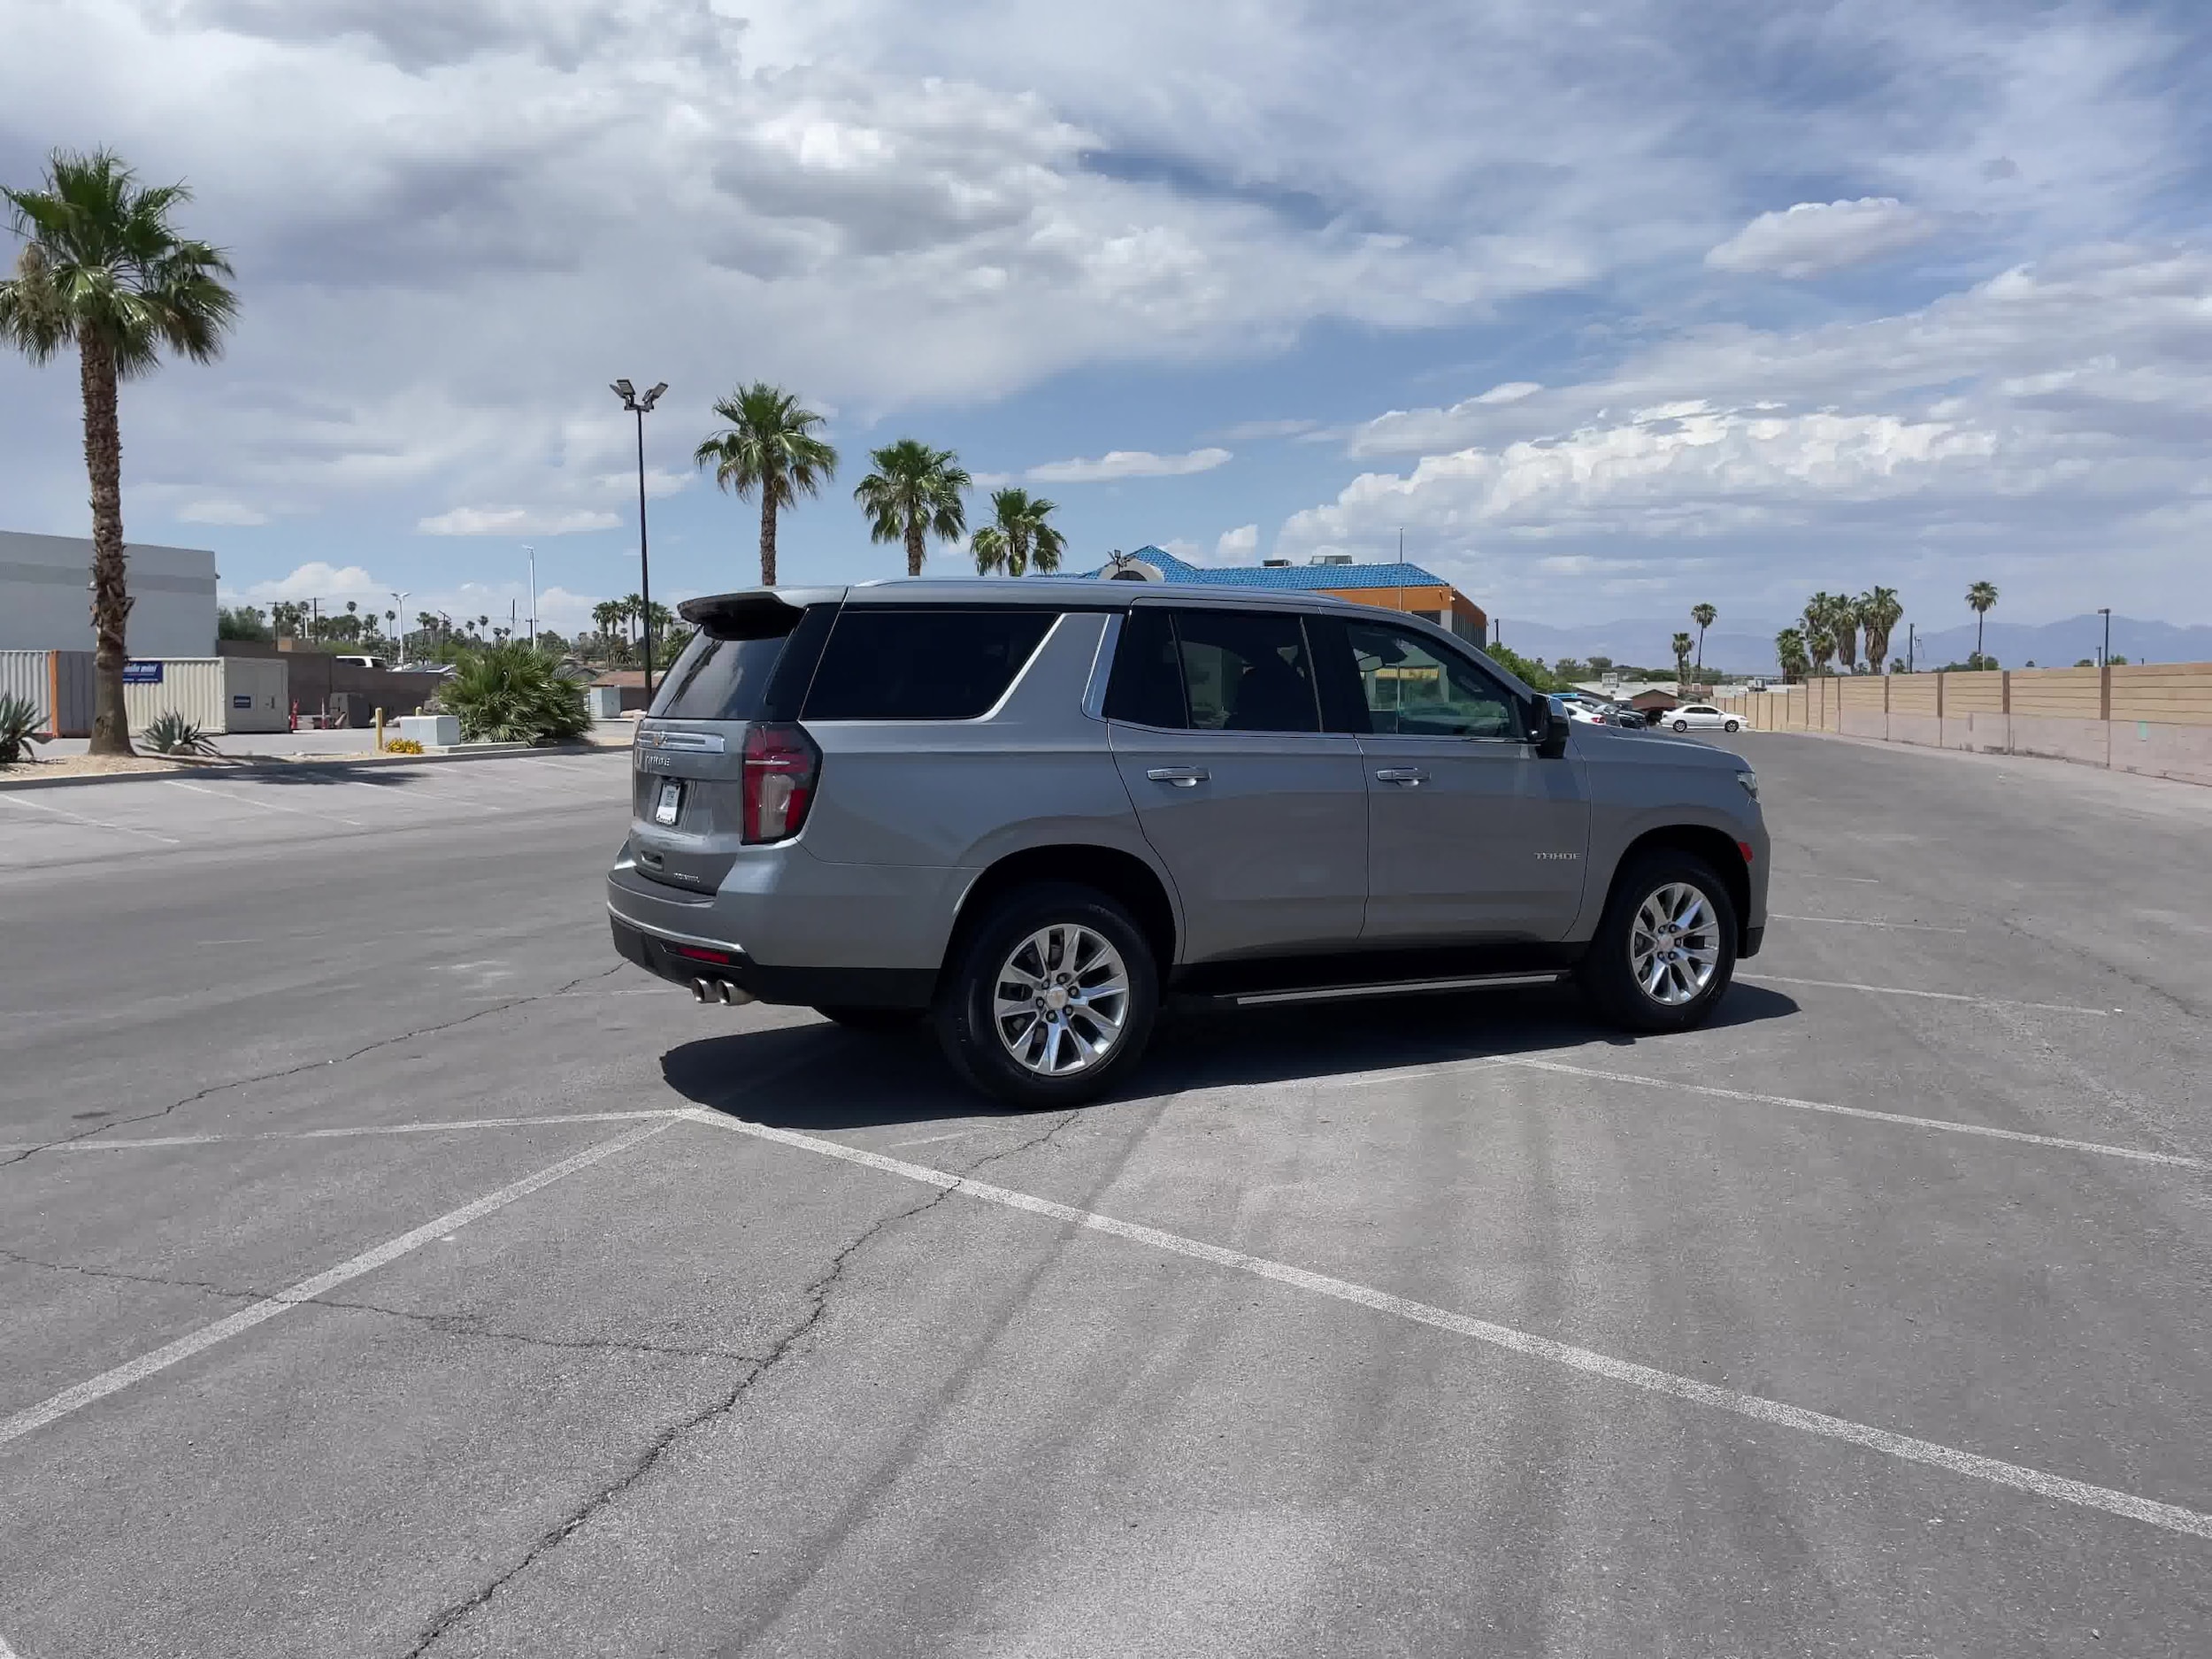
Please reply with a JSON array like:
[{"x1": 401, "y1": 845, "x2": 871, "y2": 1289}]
[
  {"x1": 1375, "y1": 767, "x2": 1430, "y2": 786},
  {"x1": 1146, "y1": 766, "x2": 1210, "y2": 787}
]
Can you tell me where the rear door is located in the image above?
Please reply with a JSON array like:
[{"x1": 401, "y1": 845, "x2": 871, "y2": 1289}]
[
  {"x1": 1105, "y1": 605, "x2": 1367, "y2": 961},
  {"x1": 1321, "y1": 617, "x2": 1589, "y2": 943}
]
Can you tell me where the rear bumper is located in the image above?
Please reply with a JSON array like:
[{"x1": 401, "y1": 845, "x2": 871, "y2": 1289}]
[{"x1": 606, "y1": 907, "x2": 936, "y2": 1009}]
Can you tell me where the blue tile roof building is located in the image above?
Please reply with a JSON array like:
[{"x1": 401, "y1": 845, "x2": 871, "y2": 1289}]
[{"x1": 1095, "y1": 546, "x2": 1450, "y2": 590}]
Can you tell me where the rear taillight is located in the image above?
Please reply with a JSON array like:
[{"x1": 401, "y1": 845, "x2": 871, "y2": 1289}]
[{"x1": 742, "y1": 722, "x2": 820, "y2": 843}]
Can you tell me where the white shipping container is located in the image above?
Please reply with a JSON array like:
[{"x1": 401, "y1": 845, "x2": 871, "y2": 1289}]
[
  {"x1": 220, "y1": 656, "x2": 289, "y2": 733},
  {"x1": 0, "y1": 649, "x2": 50, "y2": 733},
  {"x1": 121, "y1": 657, "x2": 291, "y2": 734}
]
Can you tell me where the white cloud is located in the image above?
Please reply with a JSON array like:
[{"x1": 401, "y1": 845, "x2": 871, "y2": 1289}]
[
  {"x1": 1212, "y1": 418, "x2": 1317, "y2": 442},
  {"x1": 1472, "y1": 381, "x2": 1542, "y2": 404},
  {"x1": 176, "y1": 497, "x2": 271, "y2": 526},
  {"x1": 227, "y1": 562, "x2": 387, "y2": 602},
  {"x1": 1216, "y1": 523, "x2": 1259, "y2": 559},
  {"x1": 1705, "y1": 198, "x2": 1939, "y2": 279},
  {"x1": 1025, "y1": 448, "x2": 1232, "y2": 483},
  {"x1": 417, "y1": 506, "x2": 624, "y2": 536}
]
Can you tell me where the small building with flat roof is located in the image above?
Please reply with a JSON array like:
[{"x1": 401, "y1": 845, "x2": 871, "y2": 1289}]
[{"x1": 1094, "y1": 546, "x2": 1487, "y2": 645}]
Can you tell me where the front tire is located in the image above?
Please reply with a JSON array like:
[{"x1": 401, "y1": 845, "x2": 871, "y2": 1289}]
[
  {"x1": 1578, "y1": 851, "x2": 1738, "y2": 1033},
  {"x1": 1724, "y1": 719, "x2": 1740, "y2": 733},
  {"x1": 934, "y1": 882, "x2": 1160, "y2": 1108}
]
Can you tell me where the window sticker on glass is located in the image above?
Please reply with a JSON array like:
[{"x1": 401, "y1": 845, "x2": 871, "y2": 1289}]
[{"x1": 654, "y1": 780, "x2": 683, "y2": 826}]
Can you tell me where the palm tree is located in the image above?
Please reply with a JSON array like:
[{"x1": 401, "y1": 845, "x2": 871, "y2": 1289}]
[
  {"x1": 1691, "y1": 603, "x2": 1717, "y2": 682},
  {"x1": 1775, "y1": 626, "x2": 1810, "y2": 682},
  {"x1": 590, "y1": 599, "x2": 625, "y2": 654},
  {"x1": 693, "y1": 382, "x2": 838, "y2": 588},
  {"x1": 1805, "y1": 618, "x2": 1838, "y2": 675},
  {"x1": 1671, "y1": 631, "x2": 1694, "y2": 695},
  {"x1": 1966, "y1": 580, "x2": 1999, "y2": 664},
  {"x1": 969, "y1": 487, "x2": 1067, "y2": 577},
  {"x1": 855, "y1": 439, "x2": 970, "y2": 578},
  {"x1": 1, "y1": 150, "x2": 237, "y2": 754},
  {"x1": 1857, "y1": 587, "x2": 1902, "y2": 674}
]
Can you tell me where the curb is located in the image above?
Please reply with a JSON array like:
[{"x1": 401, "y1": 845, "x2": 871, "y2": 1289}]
[{"x1": 0, "y1": 740, "x2": 632, "y2": 794}]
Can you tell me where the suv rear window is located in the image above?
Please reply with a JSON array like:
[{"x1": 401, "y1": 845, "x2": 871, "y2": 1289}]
[
  {"x1": 802, "y1": 607, "x2": 1056, "y2": 721},
  {"x1": 648, "y1": 603, "x2": 829, "y2": 722}
]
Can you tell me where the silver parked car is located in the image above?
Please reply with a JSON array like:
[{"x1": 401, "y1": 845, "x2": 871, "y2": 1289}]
[{"x1": 609, "y1": 583, "x2": 1769, "y2": 1105}]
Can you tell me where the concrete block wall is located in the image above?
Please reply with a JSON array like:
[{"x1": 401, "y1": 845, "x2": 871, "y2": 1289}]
[{"x1": 1717, "y1": 661, "x2": 2212, "y2": 787}]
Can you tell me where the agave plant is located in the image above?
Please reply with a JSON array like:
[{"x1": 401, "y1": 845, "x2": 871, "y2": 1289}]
[
  {"x1": 438, "y1": 642, "x2": 590, "y2": 744},
  {"x1": 0, "y1": 692, "x2": 42, "y2": 764},
  {"x1": 140, "y1": 710, "x2": 219, "y2": 756}
]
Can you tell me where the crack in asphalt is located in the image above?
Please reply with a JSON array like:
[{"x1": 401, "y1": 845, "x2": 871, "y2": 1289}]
[
  {"x1": 0, "y1": 1247, "x2": 767, "y2": 1366},
  {"x1": 400, "y1": 1108, "x2": 1085, "y2": 1658},
  {"x1": 0, "y1": 965, "x2": 626, "y2": 1171}
]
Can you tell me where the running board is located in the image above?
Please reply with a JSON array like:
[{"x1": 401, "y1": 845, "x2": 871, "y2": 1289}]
[{"x1": 1205, "y1": 970, "x2": 1569, "y2": 1009}]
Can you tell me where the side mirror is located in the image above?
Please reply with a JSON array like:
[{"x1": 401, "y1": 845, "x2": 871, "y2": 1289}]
[{"x1": 1532, "y1": 697, "x2": 1570, "y2": 758}]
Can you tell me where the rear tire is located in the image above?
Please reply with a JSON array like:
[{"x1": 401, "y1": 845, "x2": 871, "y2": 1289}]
[
  {"x1": 934, "y1": 881, "x2": 1159, "y2": 1109},
  {"x1": 814, "y1": 1005, "x2": 924, "y2": 1033},
  {"x1": 1578, "y1": 851, "x2": 1739, "y2": 1033},
  {"x1": 1672, "y1": 718, "x2": 1689, "y2": 732}
]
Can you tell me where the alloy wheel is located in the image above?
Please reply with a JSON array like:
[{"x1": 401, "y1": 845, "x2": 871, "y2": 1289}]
[
  {"x1": 1629, "y1": 881, "x2": 1721, "y2": 1006},
  {"x1": 991, "y1": 923, "x2": 1132, "y2": 1076}
]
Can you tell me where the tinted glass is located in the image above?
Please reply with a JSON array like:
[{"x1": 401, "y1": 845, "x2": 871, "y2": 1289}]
[
  {"x1": 1173, "y1": 610, "x2": 1320, "y2": 733},
  {"x1": 803, "y1": 608, "x2": 1056, "y2": 720},
  {"x1": 1102, "y1": 608, "x2": 1187, "y2": 727},
  {"x1": 650, "y1": 629, "x2": 793, "y2": 721},
  {"x1": 1346, "y1": 621, "x2": 1517, "y2": 739}
]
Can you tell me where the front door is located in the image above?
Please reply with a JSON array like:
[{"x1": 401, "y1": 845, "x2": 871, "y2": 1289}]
[
  {"x1": 1332, "y1": 618, "x2": 1589, "y2": 943},
  {"x1": 1105, "y1": 605, "x2": 1368, "y2": 961}
]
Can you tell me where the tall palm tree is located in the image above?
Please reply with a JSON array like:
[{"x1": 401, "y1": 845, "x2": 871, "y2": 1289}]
[
  {"x1": 693, "y1": 382, "x2": 838, "y2": 588},
  {"x1": 1966, "y1": 580, "x2": 1999, "y2": 663},
  {"x1": 1671, "y1": 631, "x2": 1694, "y2": 695},
  {"x1": 855, "y1": 439, "x2": 970, "y2": 578},
  {"x1": 1805, "y1": 618, "x2": 1838, "y2": 676},
  {"x1": 1775, "y1": 626, "x2": 1810, "y2": 682},
  {"x1": 1857, "y1": 587, "x2": 1903, "y2": 674},
  {"x1": 969, "y1": 487, "x2": 1067, "y2": 577},
  {"x1": 1691, "y1": 603, "x2": 1717, "y2": 681},
  {"x1": 1, "y1": 150, "x2": 237, "y2": 754}
]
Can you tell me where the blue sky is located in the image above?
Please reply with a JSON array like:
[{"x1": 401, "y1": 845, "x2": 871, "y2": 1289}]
[{"x1": 4, "y1": 0, "x2": 2211, "y2": 643}]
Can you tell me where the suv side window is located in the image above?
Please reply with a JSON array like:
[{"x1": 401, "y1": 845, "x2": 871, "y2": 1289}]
[
  {"x1": 1102, "y1": 607, "x2": 1187, "y2": 728},
  {"x1": 802, "y1": 607, "x2": 1056, "y2": 721},
  {"x1": 1103, "y1": 608, "x2": 1324, "y2": 733},
  {"x1": 1343, "y1": 620, "x2": 1517, "y2": 740},
  {"x1": 1174, "y1": 609, "x2": 1321, "y2": 733}
]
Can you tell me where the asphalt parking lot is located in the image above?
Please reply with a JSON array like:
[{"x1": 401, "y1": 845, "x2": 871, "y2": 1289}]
[{"x1": 3, "y1": 734, "x2": 2208, "y2": 1657}]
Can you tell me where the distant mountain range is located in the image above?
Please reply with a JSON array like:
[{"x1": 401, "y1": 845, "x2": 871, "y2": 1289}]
[{"x1": 1492, "y1": 614, "x2": 2212, "y2": 675}]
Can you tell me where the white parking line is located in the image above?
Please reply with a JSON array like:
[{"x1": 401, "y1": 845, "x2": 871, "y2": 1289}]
[
  {"x1": 679, "y1": 1108, "x2": 2212, "y2": 1540},
  {"x1": 1492, "y1": 1057, "x2": 2201, "y2": 1170},
  {"x1": 1740, "y1": 973, "x2": 2116, "y2": 1017},
  {"x1": 1770, "y1": 913, "x2": 1966, "y2": 933},
  {"x1": 0, "y1": 1110, "x2": 689, "y2": 1157},
  {"x1": 1794, "y1": 874, "x2": 1882, "y2": 884},
  {"x1": 0, "y1": 1121, "x2": 670, "y2": 1450},
  {"x1": 164, "y1": 777, "x2": 365, "y2": 827},
  {"x1": 0, "y1": 792, "x2": 181, "y2": 846}
]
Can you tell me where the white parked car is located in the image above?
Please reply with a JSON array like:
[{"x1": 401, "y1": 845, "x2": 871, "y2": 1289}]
[{"x1": 1665, "y1": 703, "x2": 1743, "y2": 733}]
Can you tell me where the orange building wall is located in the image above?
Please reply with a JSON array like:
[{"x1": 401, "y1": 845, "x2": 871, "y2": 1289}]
[{"x1": 1321, "y1": 582, "x2": 1489, "y2": 641}]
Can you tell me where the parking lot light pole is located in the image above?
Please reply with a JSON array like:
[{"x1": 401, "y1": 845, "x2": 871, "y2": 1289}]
[
  {"x1": 2099, "y1": 606, "x2": 2111, "y2": 667},
  {"x1": 524, "y1": 547, "x2": 536, "y2": 649},
  {"x1": 610, "y1": 379, "x2": 668, "y2": 698},
  {"x1": 391, "y1": 590, "x2": 409, "y2": 663}
]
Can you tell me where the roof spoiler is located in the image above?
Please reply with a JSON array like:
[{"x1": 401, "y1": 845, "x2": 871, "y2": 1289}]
[{"x1": 679, "y1": 590, "x2": 810, "y2": 639}]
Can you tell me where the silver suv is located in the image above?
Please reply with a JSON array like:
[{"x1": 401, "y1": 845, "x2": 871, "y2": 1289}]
[{"x1": 608, "y1": 582, "x2": 1769, "y2": 1105}]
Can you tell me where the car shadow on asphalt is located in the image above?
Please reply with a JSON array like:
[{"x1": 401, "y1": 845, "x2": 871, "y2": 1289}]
[{"x1": 660, "y1": 980, "x2": 1800, "y2": 1132}]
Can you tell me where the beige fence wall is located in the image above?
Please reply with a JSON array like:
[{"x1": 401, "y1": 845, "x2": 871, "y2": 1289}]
[{"x1": 1717, "y1": 662, "x2": 2212, "y2": 787}]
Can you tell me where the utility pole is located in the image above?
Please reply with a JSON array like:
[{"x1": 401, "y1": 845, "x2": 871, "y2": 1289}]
[
  {"x1": 1906, "y1": 623, "x2": 1916, "y2": 673},
  {"x1": 525, "y1": 545, "x2": 537, "y2": 648},
  {"x1": 610, "y1": 379, "x2": 668, "y2": 695},
  {"x1": 2098, "y1": 606, "x2": 2112, "y2": 667}
]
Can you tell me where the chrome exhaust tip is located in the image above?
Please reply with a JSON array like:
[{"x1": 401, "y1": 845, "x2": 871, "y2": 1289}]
[
  {"x1": 690, "y1": 978, "x2": 711, "y2": 1003},
  {"x1": 717, "y1": 979, "x2": 736, "y2": 1004}
]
